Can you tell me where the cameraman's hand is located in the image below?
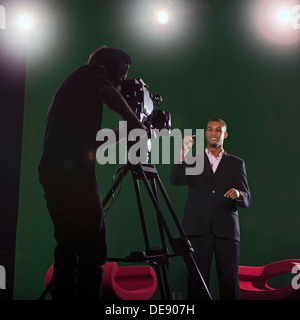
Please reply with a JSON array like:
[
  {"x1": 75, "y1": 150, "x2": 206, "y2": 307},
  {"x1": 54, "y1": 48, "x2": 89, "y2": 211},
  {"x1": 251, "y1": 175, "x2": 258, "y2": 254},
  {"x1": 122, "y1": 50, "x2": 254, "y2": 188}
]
[
  {"x1": 180, "y1": 135, "x2": 196, "y2": 161},
  {"x1": 100, "y1": 85, "x2": 149, "y2": 137},
  {"x1": 127, "y1": 122, "x2": 150, "y2": 143},
  {"x1": 139, "y1": 122, "x2": 149, "y2": 134}
]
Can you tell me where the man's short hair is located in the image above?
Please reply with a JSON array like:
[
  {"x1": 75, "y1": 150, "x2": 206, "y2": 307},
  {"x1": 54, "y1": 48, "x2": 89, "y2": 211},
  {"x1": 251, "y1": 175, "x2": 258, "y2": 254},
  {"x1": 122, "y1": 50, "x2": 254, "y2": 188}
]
[
  {"x1": 207, "y1": 118, "x2": 227, "y2": 131},
  {"x1": 87, "y1": 45, "x2": 131, "y2": 87},
  {"x1": 87, "y1": 45, "x2": 131, "y2": 66}
]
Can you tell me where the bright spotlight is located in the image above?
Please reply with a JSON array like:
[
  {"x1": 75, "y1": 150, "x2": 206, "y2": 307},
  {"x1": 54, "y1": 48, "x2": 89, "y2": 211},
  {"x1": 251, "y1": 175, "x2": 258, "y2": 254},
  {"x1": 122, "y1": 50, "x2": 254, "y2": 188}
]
[
  {"x1": 253, "y1": 0, "x2": 300, "y2": 45},
  {"x1": 275, "y1": 6, "x2": 293, "y2": 25},
  {"x1": 156, "y1": 10, "x2": 169, "y2": 24},
  {"x1": 17, "y1": 14, "x2": 33, "y2": 32}
]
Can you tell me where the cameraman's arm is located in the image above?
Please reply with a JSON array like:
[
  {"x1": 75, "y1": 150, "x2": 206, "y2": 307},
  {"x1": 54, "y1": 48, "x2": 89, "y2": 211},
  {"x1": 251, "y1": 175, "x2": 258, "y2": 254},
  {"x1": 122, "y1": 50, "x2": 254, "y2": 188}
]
[
  {"x1": 112, "y1": 125, "x2": 126, "y2": 144},
  {"x1": 98, "y1": 85, "x2": 147, "y2": 132}
]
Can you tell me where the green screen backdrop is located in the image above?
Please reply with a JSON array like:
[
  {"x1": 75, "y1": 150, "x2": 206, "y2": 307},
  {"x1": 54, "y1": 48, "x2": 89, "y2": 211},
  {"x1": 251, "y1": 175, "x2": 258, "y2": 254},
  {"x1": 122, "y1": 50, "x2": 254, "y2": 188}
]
[{"x1": 13, "y1": 0, "x2": 300, "y2": 299}]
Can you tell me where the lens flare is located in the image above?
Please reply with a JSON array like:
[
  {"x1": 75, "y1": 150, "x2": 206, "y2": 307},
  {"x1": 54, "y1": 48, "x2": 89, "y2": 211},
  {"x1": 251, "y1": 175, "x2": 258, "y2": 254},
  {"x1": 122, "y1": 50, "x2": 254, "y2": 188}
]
[
  {"x1": 156, "y1": 10, "x2": 169, "y2": 24},
  {"x1": 256, "y1": 0, "x2": 299, "y2": 45},
  {"x1": 17, "y1": 14, "x2": 33, "y2": 32},
  {"x1": 276, "y1": 6, "x2": 293, "y2": 25}
]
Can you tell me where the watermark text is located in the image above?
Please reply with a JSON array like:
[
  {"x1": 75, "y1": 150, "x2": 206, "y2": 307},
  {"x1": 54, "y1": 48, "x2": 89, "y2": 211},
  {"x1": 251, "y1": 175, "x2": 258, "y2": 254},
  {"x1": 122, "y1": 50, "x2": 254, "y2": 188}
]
[
  {"x1": 0, "y1": 265, "x2": 6, "y2": 289},
  {"x1": 96, "y1": 121, "x2": 204, "y2": 175}
]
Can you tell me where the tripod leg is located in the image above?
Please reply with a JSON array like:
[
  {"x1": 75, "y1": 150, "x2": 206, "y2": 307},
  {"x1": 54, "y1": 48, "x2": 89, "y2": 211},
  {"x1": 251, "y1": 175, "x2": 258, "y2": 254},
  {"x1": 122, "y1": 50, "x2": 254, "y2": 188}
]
[
  {"x1": 101, "y1": 162, "x2": 212, "y2": 300},
  {"x1": 136, "y1": 165, "x2": 174, "y2": 241},
  {"x1": 102, "y1": 165, "x2": 129, "y2": 208},
  {"x1": 137, "y1": 164, "x2": 212, "y2": 300},
  {"x1": 153, "y1": 264, "x2": 166, "y2": 300},
  {"x1": 131, "y1": 174, "x2": 151, "y2": 253},
  {"x1": 161, "y1": 264, "x2": 171, "y2": 300},
  {"x1": 149, "y1": 179, "x2": 168, "y2": 252},
  {"x1": 133, "y1": 174, "x2": 171, "y2": 300},
  {"x1": 38, "y1": 279, "x2": 52, "y2": 300},
  {"x1": 154, "y1": 174, "x2": 187, "y2": 237},
  {"x1": 149, "y1": 179, "x2": 171, "y2": 300},
  {"x1": 172, "y1": 238, "x2": 212, "y2": 300}
]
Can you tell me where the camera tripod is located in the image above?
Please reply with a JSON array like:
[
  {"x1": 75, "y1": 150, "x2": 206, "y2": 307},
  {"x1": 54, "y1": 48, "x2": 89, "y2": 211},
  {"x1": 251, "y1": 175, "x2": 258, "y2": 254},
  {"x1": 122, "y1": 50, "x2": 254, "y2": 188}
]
[
  {"x1": 103, "y1": 161, "x2": 212, "y2": 300},
  {"x1": 38, "y1": 161, "x2": 212, "y2": 300}
]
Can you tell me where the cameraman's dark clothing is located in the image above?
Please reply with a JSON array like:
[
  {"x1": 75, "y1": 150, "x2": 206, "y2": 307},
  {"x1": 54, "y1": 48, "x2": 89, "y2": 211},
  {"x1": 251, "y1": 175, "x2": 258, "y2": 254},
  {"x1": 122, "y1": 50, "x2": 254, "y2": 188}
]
[
  {"x1": 39, "y1": 64, "x2": 116, "y2": 299},
  {"x1": 39, "y1": 64, "x2": 112, "y2": 184}
]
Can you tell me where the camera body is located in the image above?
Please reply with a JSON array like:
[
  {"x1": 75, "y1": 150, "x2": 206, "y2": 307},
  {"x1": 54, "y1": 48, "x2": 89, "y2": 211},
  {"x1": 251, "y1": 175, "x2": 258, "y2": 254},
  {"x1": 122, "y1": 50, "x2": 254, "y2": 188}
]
[{"x1": 120, "y1": 78, "x2": 171, "y2": 135}]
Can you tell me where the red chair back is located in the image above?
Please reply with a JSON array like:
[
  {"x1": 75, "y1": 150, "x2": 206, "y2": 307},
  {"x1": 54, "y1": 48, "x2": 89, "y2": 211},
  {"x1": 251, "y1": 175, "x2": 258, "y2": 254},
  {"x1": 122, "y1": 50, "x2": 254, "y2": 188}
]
[
  {"x1": 239, "y1": 259, "x2": 300, "y2": 300},
  {"x1": 45, "y1": 262, "x2": 157, "y2": 300}
]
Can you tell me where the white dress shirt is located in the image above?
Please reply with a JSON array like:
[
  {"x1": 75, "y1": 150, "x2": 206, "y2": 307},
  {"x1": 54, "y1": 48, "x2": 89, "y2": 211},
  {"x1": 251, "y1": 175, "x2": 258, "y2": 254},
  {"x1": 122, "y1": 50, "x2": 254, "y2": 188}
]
[{"x1": 205, "y1": 148, "x2": 224, "y2": 173}]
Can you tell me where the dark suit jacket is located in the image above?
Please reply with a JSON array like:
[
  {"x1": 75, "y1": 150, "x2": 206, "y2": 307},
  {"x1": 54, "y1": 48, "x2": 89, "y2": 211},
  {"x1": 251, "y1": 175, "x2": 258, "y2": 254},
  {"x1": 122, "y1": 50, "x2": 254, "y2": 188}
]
[{"x1": 170, "y1": 152, "x2": 251, "y2": 241}]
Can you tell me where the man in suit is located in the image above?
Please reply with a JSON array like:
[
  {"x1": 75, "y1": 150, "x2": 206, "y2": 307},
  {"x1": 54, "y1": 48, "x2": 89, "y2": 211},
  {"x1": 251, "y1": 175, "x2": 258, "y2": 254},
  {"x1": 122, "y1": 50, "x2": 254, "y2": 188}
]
[{"x1": 170, "y1": 118, "x2": 251, "y2": 300}]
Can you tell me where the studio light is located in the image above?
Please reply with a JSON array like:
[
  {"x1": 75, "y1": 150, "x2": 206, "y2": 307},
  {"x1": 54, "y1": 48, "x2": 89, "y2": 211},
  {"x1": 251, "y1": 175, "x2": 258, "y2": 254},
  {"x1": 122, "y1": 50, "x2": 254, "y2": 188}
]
[
  {"x1": 248, "y1": 0, "x2": 300, "y2": 45},
  {"x1": 156, "y1": 10, "x2": 169, "y2": 24},
  {"x1": 117, "y1": 0, "x2": 204, "y2": 58},
  {"x1": 275, "y1": 6, "x2": 293, "y2": 25},
  {"x1": 17, "y1": 14, "x2": 33, "y2": 32},
  {"x1": 3, "y1": 4, "x2": 55, "y2": 60}
]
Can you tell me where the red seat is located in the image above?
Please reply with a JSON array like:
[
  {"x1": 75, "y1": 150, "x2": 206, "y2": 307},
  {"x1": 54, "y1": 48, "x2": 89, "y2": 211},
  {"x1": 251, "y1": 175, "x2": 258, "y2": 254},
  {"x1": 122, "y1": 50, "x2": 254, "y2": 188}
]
[
  {"x1": 238, "y1": 259, "x2": 300, "y2": 300},
  {"x1": 45, "y1": 262, "x2": 157, "y2": 300},
  {"x1": 102, "y1": 262, "x2": 157, "y2": 300}
]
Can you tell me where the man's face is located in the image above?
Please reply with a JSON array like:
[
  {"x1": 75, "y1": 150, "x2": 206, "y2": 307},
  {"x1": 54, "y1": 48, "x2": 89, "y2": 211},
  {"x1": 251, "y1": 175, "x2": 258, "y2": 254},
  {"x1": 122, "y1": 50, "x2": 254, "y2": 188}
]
[
  {"x1": 205, "y1": 121, "x2": 228, "y2": 148},
  {"x1": 115, "y1": 60, "x2": 130, "y2": 86}
]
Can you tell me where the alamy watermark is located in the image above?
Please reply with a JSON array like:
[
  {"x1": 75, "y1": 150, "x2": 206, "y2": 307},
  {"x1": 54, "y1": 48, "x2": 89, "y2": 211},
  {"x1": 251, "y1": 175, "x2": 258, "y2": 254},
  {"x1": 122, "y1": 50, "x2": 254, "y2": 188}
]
[
  {"x1": 0, "y1": 5, "x2": 6, "y2": 30},
  {"x1": 96, "y1": 121, "x2": 204, "y2": 175},
  {"x1": 291, "y1": 5, "x2": 300, "y2": 30},
  {"x1": 0, "y1": 265, "x2": 5, "y2": 289},
  {"x1": 291, "y1": 264, "x2": 300, "y2": 290}
]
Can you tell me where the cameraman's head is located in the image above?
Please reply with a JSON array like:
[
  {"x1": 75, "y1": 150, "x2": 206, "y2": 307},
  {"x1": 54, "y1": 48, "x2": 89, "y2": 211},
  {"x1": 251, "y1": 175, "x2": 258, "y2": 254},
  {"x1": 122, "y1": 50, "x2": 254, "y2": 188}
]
[{"x1": 88, "y1": 46, "x2": 131, "y2": 88}]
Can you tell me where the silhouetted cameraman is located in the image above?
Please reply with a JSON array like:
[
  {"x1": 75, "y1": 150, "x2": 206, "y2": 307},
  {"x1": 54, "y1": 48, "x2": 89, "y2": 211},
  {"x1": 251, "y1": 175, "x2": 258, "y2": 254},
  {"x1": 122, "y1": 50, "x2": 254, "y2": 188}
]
[{"x1": 38, "y1": 46, "x2": 147, "y2": 300}]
